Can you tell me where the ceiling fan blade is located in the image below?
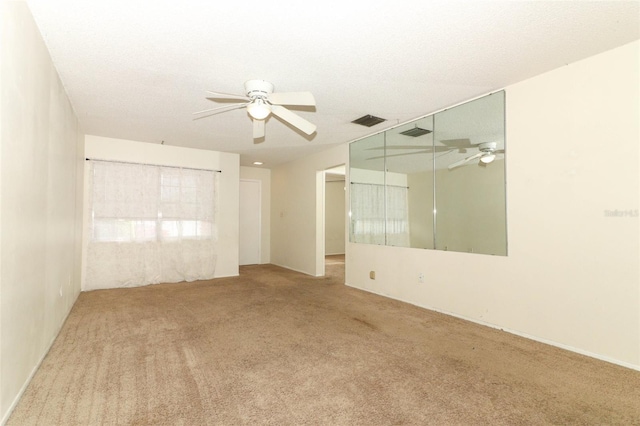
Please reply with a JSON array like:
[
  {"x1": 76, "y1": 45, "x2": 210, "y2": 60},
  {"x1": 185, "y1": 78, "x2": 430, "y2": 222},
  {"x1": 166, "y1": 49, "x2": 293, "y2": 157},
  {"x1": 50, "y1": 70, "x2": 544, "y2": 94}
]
[
  {"x1": 192, "y1": 102, "x2": 249, "y2": 118},
  {"x1": 367, "y1": 145, "x2": 429, "y2": 150},
  {"x1": 271, "y1": 105, "x2": 317, "y2": 135},
  {"x1": 367, "y1": 145, "x2": 452, "y2": 153},
  {"x1": 206, "y1": 90, "x2": 249, "y2": 101},
  {"x1": 439, "y1": 138, "x2": 474, "y2": 148},
  {"x1": 447, "y1": 152, "x2": 483, "y2": 170},
  {"x1": 268, "y1": 91, "x2": 316, "y2": 106},
  {"x1": 253, "y1": 119, "x2": 265, "y2": 139},
  {"x1": 367, "y1": 150, "x2": 431, "y2": 161}
]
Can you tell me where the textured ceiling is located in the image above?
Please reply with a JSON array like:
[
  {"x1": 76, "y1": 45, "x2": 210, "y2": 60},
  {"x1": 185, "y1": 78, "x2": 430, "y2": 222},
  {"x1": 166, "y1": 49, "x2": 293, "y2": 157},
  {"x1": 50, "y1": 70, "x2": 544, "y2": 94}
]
[{"x1": 25, "y1": 0, "x2": 639, "y2": 168}]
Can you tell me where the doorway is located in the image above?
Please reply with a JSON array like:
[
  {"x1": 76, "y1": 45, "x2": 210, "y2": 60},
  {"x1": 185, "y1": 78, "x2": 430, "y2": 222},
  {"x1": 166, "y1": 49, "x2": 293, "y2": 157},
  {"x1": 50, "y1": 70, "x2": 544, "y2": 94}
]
[
  {"x1": 239, "y1": 179, "x2": 261, "y2": 265},
  {"x1": 324, "y1": 165, "x2": 346, "y2": 277}
]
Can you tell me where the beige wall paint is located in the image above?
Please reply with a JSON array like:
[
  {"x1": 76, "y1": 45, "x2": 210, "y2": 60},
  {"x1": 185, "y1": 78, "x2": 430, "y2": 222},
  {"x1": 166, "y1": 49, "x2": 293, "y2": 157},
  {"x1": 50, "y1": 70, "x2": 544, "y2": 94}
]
[
  {"x1": 407, "y1": 170, "x2": 434, "y2": 249},
  {"x1": 435, "y1": 159, "x2": 507, "y2": 255},
  {"x1": 83, "y1": 136, "x2": 240, "y2": 282},
  {"x1": 1, "y1": 4, "x2": 4, "y2": 416},
  {"x1": 240, "y1": 166, "x2": 271, "y2": 264},
  {"x1": 0, "y1": 4, "x2": 3, "y2": 417},
  {"x1": 271, "y1": 145, "x2": 347, "y2": 276},
  {"x1": 1, "y1": 2, "x2": 84, "y2": 421},
  {"x1": 325, "y1": 180, "x2": 345, "y2": 255},
  {"x1": 346, "y1": 41, "x2": 640, "y2": 369}
]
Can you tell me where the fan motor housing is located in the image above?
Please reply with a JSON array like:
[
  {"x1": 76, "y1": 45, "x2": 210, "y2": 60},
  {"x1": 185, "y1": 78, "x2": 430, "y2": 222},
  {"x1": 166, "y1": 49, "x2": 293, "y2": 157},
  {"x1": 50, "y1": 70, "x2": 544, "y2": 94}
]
[
  {"x1": 478, "y1": 141, "x2": 497, "y2": 152},
  {"x1": 245, "y1": 79, "x2": 274, "y2": 99}
]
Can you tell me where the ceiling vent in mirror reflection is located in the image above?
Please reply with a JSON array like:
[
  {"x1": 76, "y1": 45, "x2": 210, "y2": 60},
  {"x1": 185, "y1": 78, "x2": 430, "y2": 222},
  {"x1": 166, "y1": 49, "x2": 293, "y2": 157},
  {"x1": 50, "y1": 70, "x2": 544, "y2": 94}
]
[{"x1": 399, "y1": 127, "x2": 432, "y2": 137}]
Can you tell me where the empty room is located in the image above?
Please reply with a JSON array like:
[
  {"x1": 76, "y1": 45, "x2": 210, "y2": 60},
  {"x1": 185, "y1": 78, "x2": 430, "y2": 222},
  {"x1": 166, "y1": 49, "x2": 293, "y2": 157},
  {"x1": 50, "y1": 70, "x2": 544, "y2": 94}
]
[{"x1": 1, "y1": 1, "x2": 639, "y2": 424}]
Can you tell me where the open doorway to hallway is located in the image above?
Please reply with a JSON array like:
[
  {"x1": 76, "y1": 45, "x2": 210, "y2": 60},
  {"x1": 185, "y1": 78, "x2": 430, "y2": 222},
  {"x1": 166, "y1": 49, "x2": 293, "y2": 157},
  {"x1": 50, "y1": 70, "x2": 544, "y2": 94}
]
[
  {"x1": 239, "y1": 179, "x2": 261, "y2": 266},
  {"x1": 324, "y1": 165, "x2": 346, "y2": 280}
]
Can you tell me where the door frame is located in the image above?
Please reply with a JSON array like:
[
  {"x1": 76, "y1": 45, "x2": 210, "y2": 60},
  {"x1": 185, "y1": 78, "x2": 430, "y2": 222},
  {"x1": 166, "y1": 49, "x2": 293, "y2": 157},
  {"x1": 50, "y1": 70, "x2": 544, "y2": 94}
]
[
  {"x1": 316, "y1": 164, "x2": 346, "y2": 276},
  {"x1": 239, "y1": 178, "x2": 262, "y2": 265}
]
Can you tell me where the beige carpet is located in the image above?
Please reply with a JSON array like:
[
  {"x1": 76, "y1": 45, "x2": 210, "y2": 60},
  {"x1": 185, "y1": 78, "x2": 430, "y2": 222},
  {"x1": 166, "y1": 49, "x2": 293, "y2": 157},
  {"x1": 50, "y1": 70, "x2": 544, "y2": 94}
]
[
  {"x1": 325, "y1": 254, "x2": 345, "y2": 265},
  {"x1": 8, "y1": 262, "x2": 640, "y2": 425}
]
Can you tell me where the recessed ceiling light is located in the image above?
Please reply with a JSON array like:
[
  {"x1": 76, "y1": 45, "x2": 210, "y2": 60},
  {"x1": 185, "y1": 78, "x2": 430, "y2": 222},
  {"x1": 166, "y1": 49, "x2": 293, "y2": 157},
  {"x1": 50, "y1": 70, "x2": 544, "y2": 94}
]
[{"x1": 253, "y1": 161, "x2": 263, "y2": 165}]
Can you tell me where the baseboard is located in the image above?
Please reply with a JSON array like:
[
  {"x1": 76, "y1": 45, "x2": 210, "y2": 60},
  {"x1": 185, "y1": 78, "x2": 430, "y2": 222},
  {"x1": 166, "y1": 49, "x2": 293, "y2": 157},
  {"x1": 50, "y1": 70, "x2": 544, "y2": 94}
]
[
  {"x1": 345, "y1": 283, "x2": 640, "y2": 372},
  {"x1": 1, "y1": 292, "x2": 81, "y2": 425},
  {"x1": 270, "y1": 262, "x2": 317, "y2": 277},
  {"x1": 212, "y1": 273, "x2": 240, "y2": 278}
]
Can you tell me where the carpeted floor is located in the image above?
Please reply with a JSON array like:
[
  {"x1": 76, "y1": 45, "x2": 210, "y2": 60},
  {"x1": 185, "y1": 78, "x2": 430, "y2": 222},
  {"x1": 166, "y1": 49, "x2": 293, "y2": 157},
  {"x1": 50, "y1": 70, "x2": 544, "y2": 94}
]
[
  {"x1": 8, "y1": 260, "x2": 640, "y2": 425},
  {"x1": 324, "y1": 254, "x2": 345, "y2": 265}
]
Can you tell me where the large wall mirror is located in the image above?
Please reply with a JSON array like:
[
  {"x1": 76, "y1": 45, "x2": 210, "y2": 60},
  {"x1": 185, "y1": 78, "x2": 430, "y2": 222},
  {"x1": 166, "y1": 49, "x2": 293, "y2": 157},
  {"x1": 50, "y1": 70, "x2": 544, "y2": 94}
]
[{"x1": 349, "y1": 91, "x2": 506, "y2": 256}]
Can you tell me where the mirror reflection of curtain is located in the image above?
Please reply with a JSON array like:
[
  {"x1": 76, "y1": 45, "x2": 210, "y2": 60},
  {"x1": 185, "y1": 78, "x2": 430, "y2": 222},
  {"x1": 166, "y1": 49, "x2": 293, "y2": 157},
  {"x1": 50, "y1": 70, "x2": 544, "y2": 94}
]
[
  {"x1": 83, "y1": 161, "x2": 218, "y2": 290},
  {"x1": 350, "y1": 183, "x2": 410, "y2": 246},
  {"x1": 385, "y1": 185, "x2": 410, "y2": 247}
]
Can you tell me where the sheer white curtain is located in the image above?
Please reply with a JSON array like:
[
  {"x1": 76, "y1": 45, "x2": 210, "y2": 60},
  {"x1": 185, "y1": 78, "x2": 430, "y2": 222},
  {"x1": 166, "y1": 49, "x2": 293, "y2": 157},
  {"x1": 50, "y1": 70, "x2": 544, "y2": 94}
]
[
  {"x1": 385, "y1": 185, "x2": 410, "y2": 247},
  {"x1": 83, "y1": 161, "x2": 218, "y2": 290},
  {"x1": 350, "y1": 183, "x2": 386, "y2": 245},
  {"x1": 350, "y1": 183, "x2": 410, "y2": 246}
]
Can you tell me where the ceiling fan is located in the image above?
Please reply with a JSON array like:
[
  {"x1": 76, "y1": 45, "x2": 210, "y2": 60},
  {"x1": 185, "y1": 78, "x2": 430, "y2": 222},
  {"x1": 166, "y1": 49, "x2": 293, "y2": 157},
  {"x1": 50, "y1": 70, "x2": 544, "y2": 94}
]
[
  {"x1": 365, "y1": 145, "x2": 452, "y2": 161},
  {"x1": 447, "y1": 142, "x2": 505, "y2": 170},
  {"x1": 193, "y1": 80, "x2": 316, "y2": 139},
  {"x1": 364, "y1": 135, "x2": 472, "y2": 162}
]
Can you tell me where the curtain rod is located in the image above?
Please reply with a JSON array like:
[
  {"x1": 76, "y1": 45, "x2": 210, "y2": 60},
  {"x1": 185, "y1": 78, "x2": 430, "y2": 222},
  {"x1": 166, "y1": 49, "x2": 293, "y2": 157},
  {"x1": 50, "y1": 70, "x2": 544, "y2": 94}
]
[
  {"x1": 350, "y1": 182, "x2": 409, "y2": 189},
  {"x1": 86, "y1": 158, "x2": 221, "y2": 173}
]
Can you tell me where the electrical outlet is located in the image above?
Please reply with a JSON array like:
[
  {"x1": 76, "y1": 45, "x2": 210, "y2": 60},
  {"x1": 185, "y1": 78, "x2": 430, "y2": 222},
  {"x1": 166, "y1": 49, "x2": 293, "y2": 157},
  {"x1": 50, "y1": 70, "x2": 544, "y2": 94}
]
[
  {"x1": 369, "y1": 271, "x2": 376, "y2": 280},
  {"x1": 418, "y1": 272, "x2": 425, "y2": 283}
]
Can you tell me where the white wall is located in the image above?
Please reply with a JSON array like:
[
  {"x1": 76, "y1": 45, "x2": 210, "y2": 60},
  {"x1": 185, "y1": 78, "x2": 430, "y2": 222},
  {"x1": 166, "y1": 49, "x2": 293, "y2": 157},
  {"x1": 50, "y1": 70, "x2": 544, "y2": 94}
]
[
  {"x1": 240, "y1": 166, "x2": 271, "y2": 264},
  {"x1": 271, "y1": 145, "x2": 347, "y2": 276},
  {"x1": 325, "y1": 180, "x2": 345, "y2": 255},
  {"x1": 83, "y1": 136, "x2": 240, "y2": 282},
  {"x1": 1, "y1": 2, "x2": 84, "y2": 422},
  {"x1": 346, "y1": 41, "x2": 640, "y2": 369}
]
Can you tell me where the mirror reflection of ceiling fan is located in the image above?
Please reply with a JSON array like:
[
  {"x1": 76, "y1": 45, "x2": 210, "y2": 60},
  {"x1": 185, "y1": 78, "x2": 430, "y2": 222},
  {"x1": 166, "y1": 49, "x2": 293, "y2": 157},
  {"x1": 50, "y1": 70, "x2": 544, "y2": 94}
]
[
  {"x1": 193, "y1": 79, "x2": 316, "y2": 140},
  {"x1": 365, "y1": 145, "x2": 452, "y2": 161},
  {"x1": 365, "y1": 125, "x2": 442, "y2": 160},
  {"x1": 447, "y1": 141, "x2": 505, "y2": 170}
]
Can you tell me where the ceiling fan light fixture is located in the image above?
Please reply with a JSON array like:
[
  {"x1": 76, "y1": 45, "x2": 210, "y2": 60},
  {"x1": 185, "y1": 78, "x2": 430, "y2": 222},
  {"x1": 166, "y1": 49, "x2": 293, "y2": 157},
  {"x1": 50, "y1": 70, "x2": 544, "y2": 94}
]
[
  {"x1": 480, "y1": 153, "x2": 496, "y2": 164},
  {"x1": 247, "y1": 99, "x2": 271, "y2": 120},
  {"x1": 196, "y1": 79, "x2": 316, "y2": 139}
]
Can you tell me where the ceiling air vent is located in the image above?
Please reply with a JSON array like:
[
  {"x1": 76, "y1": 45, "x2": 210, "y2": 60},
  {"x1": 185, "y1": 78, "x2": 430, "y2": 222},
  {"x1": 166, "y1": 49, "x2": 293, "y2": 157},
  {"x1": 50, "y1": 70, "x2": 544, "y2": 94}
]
[
  {"x1": 399, "y1": 127, "x2": 432, "y2": 137},
  {"x1": 351, "y1": 114, "x2": 386, "y2": 127}
]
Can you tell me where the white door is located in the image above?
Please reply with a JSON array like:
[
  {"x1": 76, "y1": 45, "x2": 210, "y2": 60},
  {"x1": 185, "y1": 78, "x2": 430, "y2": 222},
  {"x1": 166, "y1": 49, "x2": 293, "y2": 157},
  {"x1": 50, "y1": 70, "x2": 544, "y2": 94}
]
[{"x1": 239, "y1": 179, "x2": 261, "y2": 265}]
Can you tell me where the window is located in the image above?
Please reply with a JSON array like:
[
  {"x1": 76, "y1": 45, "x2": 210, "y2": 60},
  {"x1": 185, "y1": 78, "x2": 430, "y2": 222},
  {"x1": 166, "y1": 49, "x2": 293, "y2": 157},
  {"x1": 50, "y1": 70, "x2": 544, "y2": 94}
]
[
  {"x1": 84, "y1": 160, "x2": 219, "y2": 290},
  {"x1": 90, "y1": 162, "x2": 216, "y2": 242}
]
